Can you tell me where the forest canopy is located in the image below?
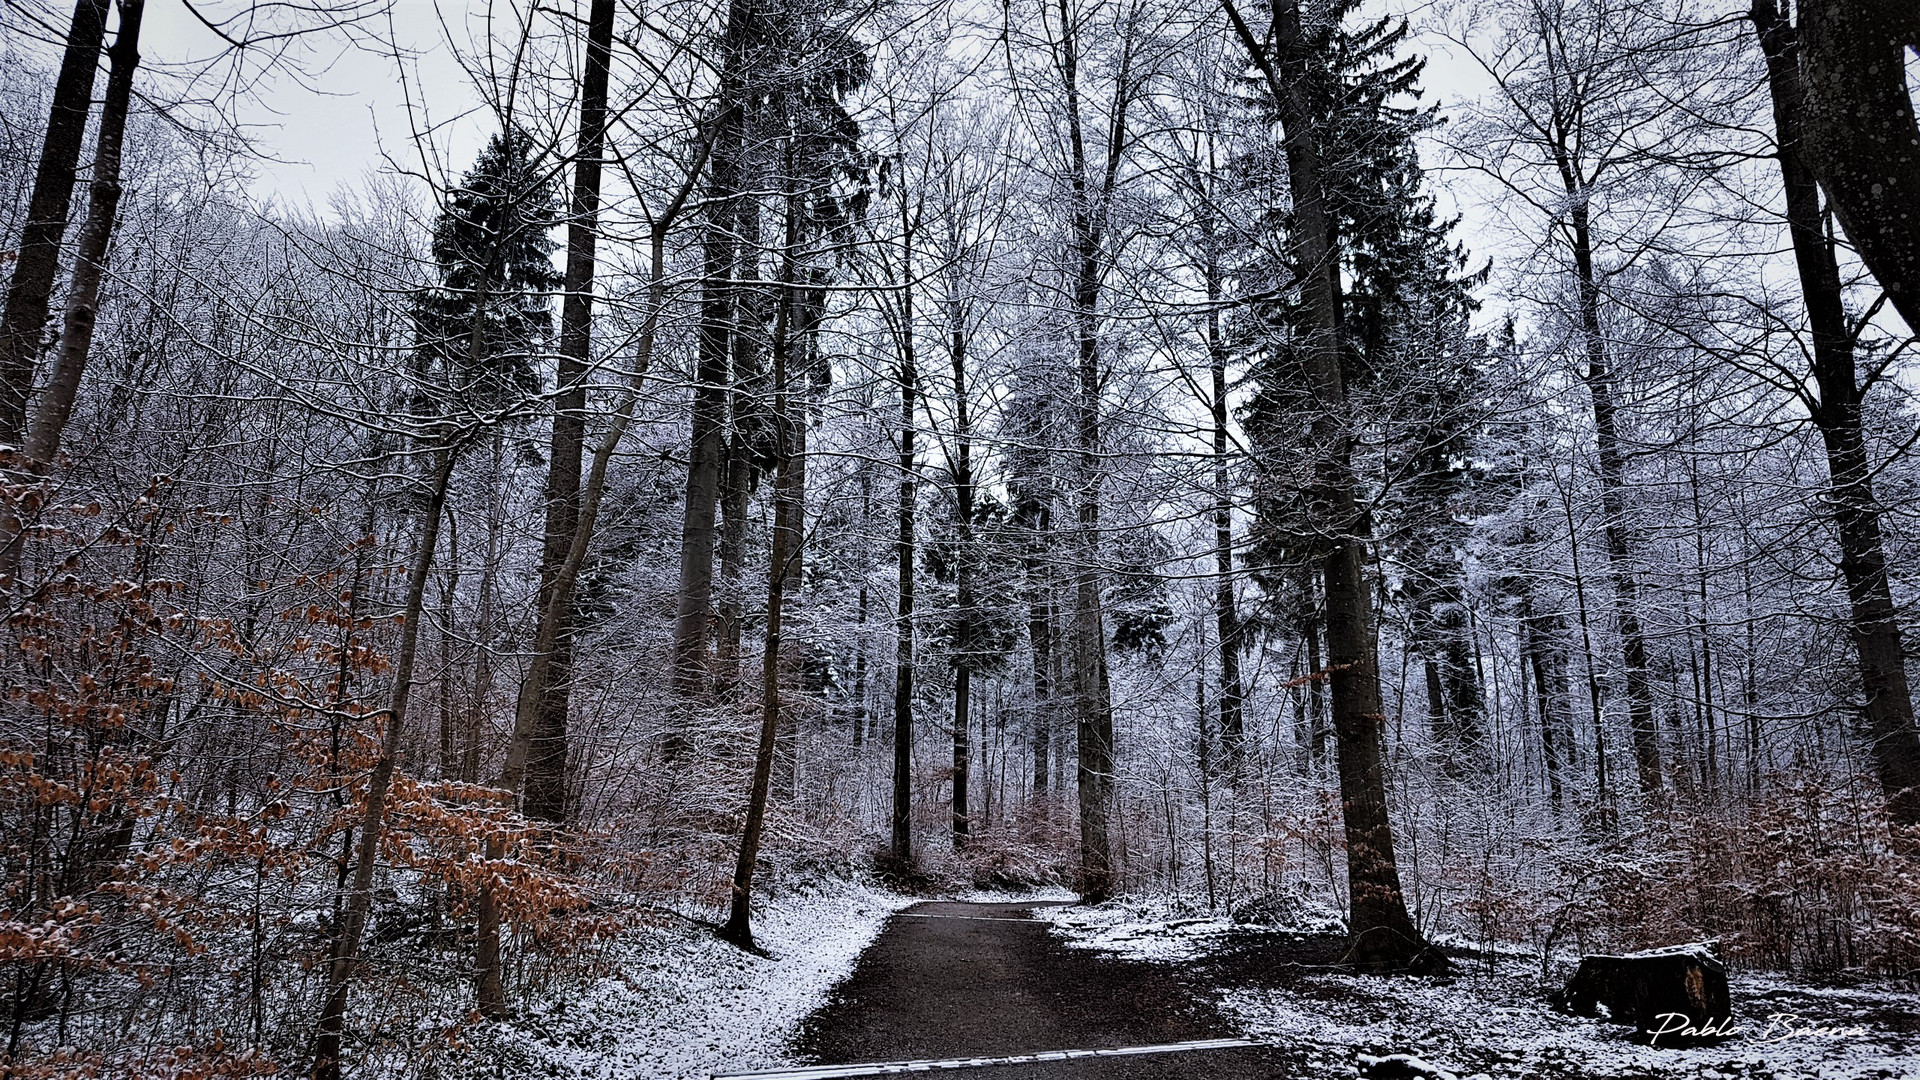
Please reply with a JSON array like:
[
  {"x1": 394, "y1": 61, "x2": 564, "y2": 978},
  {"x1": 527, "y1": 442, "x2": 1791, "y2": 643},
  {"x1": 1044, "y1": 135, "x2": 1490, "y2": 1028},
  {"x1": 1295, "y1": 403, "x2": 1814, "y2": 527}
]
[{"x1": 2, "y1": 0, "x2": 1920, "y2": 1074}]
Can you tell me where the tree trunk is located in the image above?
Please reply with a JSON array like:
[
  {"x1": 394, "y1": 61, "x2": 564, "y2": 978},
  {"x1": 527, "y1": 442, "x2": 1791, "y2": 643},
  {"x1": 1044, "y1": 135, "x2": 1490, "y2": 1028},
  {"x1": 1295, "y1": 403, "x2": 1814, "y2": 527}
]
[
  {"x1": 1023, "y1": 500, "x2": 1053, "y2": 800},
  {"x1": 1208, "y1": 251, "x2": 1245, "y2": 773},
  {"x1": 465, "y1": 433, "x2": 504, "y2": 784},
  {"x1": 720, "y1": 205, "x2": 800, "y2": 949},
  {"x1": 474, "y1": 74, "x2": 709, "y2": 1020},
  {"x1": 312, "y1": 446, "x2": 456, "y2": 1080},
  {"x1": 1566, "y1": 203, "x2": 1662, "y2": 797},
  {"x1": 890, "y1": 327, "x2": 916, "y2": 867},
  {"x1": 521, "y1": 0, "x2": 616, "y2": 824},
  {"x1": 1754, "y1": 0, "x2": 1920, "y2": 845},
  {"x1": 1794, "y1": 0, "x2": 1920, "y2": 334},
  {"x1": 1224, "y1": 0, "x2": 1426, "y2": 969},
  {"x1": 950, "y1": 300, "x2": 974, "y2": 848},
  {"x1": 21, "y1": 0, "x2": 144, "y2": 468},
  {"x1": 0, "y1": 0, "x2": 111, "y2": 441},
  {"x1": 673, "y1": 2, "x2": 752, "y2": 696},
  {"x1": 1057, "y1": 0, "x2": 1119, "y2": 902}
]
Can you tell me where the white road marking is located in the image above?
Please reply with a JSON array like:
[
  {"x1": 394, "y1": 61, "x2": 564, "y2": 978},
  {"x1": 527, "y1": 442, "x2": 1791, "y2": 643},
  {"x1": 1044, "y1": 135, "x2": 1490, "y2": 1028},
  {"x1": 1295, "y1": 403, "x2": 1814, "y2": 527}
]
[{"x1": 709, "y1": 1038, "x2": 1262, "y2": 1080}]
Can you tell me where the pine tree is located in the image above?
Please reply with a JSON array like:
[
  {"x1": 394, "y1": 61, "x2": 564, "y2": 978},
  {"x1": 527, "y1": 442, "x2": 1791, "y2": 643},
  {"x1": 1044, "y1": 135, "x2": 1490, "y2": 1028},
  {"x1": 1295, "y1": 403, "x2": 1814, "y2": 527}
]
[
  {"x1": 1230, "y1": 0, "x2": 1458, "y2": 971},
  {"x1": 412, "y1": 126, "x2": 562, "y2": 421}
]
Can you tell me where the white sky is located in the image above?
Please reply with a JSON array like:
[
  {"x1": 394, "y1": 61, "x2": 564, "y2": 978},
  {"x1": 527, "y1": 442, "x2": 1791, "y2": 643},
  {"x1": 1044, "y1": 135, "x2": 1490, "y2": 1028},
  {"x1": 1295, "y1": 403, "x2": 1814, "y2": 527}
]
[
  {"x1": 142, "y1": 0, "x2": 492, "y2": 208},
  {"x1": 130, "y1": 0, "x2": 1501, "y2": 218}
]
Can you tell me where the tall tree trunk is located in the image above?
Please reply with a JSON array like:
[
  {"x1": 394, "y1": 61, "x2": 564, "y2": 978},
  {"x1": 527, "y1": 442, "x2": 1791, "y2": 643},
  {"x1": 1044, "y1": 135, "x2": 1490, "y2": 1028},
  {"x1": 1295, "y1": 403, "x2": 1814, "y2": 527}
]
[
  {"x1": 852, "y1": 468, "x2": 872, "y2": 750},
  {"x1": 890, "y1": 322, "x2": 916, "y2": 867},
  {"x1": 673, "y1": 1, "x2": 753, "y2": 696},
  {"x1": 312, "y1": 446, "x2": 456, "y2": 1080},
  {"x1": 1754, "y1": 0, "x2": 1920, "y2": 845},
  {"x1": 1794, "y1": 0, "x2": 1920, "y2": 334},
  {"x1": 1207, "y1": 249, "x2": 1245, "y2": 773},
  {"x1": 21, "y1": 0, "x2": 144, "y2": 468},
  {"x1": 1224, "y1": 0, "x2": 1426, "y2": 969},
  {"x1": 1565, "y1": 203, "x2": 1662, "y2": 797},
  {"x1": 465, "y1": 433, "x2": 504, "y2": 784},
  {"x1": 721, "y1": 197, "x2": 801, "y2": 948},
  {"x1": 949, "y1": 298, "x2": 974, "y2": 847},
  {"x1": 0, "y1": 0, "x2": 110, "y2": 441},
  {"x1": 522, "y1": 0, "x2": 616, "y2": 824},
  {"x1": 1057, "y1": 0, "x2": 1120, "y2": 902},
  {"x1": 1305, "y1": 581, "x2": 1327, "y2": 766},
  {"x1": 1023, "y1": 499, "x2": 1053, "y2": 800}
]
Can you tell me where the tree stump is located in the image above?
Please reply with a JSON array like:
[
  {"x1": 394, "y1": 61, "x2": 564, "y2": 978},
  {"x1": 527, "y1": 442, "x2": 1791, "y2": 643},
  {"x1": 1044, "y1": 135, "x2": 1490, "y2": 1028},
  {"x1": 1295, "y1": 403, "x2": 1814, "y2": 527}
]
[{"x1": 1549, "y1": 942, "x2": 1733, "y2": 1045}]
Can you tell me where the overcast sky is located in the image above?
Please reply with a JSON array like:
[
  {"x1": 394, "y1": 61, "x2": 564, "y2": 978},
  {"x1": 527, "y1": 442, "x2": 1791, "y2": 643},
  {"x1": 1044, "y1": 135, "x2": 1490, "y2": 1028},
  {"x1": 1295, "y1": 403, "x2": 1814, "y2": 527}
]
[{"x1": 131, "y1": 0, "x2": 1497, "y2": 218}]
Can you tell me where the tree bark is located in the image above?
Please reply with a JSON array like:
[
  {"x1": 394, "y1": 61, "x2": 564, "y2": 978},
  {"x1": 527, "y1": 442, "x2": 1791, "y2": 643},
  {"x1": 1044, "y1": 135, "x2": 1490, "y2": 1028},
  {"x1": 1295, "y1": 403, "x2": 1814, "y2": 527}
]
[
  {"x1": 312, "y1": 445, "x2": 456, "y2": 1080},
  {"x1": 1223, "y1": 0, "x2": 1427, "y2": 969},
  {"x1": 673, "y1": 0, "x2": 753, "y2": 696},
  {"x1": 521, "y1": 0, "x2": 616, "y2": 824},
  {"x1": 720, "y1": 199, "x2": 801, "y2": 949},
  {"x1": 0, "y1": 0, "x2": 111, "y2": 441},
  {"x1": 1208, "y1": 248, "x2": 1245, "y2": 774},
  {"x1": 1022, "y1": 497, "x2": 1053, "y2": 800},
  {"x1": 1566, "y1": 201, "x2": 1663, "y2": 797},
  {"x1": 949, "y1": 298, "x2": 974, "y2": 848},
  {"x1": 890, "y1": 319, "x2": 916, "y2": 867},
  {"x1": 21, "y1": 0, "x2": 144, "y2": 468},
  {"x1": 1794, "y1": 0, "x2": 1920, "y2": 334},
  {"x1": 1056, "y1": 0, "x2": 1121, "y2": 902},
  {"x1": 476, "y1": 90, "x2": 712, "y2": 1021},
  {"x1": 1754, "y1": 0, "x2": 1920, "y2": 845}
]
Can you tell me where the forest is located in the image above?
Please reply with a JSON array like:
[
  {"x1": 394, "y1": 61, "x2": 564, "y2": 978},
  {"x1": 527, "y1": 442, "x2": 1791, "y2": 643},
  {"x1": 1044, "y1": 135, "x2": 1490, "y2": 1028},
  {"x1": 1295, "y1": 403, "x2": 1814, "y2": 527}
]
[{"x1": 3, "y1": 0, "x2": 1920, "y2": 1075}]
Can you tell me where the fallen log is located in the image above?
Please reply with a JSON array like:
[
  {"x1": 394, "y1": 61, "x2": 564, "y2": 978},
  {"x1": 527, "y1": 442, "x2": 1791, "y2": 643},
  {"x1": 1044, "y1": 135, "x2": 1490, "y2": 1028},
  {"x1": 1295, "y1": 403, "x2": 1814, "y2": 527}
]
[{"x1": 1549, "y1": 941, "x2": 1733, "y2": 1046}]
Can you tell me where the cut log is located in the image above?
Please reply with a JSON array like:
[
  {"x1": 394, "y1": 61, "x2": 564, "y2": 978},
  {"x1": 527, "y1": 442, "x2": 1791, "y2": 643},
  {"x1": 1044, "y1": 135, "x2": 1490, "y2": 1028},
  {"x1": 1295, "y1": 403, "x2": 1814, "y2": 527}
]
[
  {"x1": 1358, "y1": 1053, "x2": 1461, "y2": 1080},
  {"x1": 1549, "y1": 941, "x2": 1732, "y2": 1045}
]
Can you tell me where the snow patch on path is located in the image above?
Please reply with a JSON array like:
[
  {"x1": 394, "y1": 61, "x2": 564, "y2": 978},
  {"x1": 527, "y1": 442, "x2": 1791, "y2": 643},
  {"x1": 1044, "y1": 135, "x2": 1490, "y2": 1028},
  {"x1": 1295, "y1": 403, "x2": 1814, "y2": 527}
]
[{"x1": 461, "y1": 877, "x2": 914, "y2": 1080}]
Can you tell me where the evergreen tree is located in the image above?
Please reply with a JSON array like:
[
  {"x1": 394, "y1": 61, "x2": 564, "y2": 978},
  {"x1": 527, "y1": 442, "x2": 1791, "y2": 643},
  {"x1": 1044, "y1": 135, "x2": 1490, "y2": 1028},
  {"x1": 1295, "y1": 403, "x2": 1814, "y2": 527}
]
[
  {"x1": 1240, "y1": 3, "x2": 1488, "y2": 765},
  {"x1": 412, "y1": 126, "x2": 562, "y2": 424}
]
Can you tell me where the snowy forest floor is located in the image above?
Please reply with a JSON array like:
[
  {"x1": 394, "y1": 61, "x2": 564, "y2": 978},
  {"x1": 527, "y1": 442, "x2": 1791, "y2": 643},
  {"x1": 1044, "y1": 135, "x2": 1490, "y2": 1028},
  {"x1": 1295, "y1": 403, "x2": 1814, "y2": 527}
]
[
  {"x1": 1041, "y1": 900, "x2": 1920, "y2": 1080},
  {"x1": 444, "y1": 884, "x2": 1920, "y2": 1080}
]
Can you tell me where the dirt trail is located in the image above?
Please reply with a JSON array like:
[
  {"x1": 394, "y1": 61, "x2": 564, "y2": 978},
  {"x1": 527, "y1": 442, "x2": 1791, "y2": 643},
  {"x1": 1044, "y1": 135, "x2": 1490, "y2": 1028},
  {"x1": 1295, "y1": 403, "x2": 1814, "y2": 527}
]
[{"x1": 790, "y1": 900, "x2": 1301, "y2": 1079}]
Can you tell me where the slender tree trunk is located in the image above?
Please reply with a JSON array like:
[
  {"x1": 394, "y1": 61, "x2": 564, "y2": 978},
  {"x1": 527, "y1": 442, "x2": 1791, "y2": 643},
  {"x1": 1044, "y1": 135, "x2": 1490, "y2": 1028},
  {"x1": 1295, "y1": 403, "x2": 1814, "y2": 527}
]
[
  {"x1": 521, "y1": 0, "x2": 616, "y2": 824},
  {"x1": 1305, "y1": 586, "x2": 1327, "y2": 767},
  {"x1": 0, "y1": 0, "x2": 111, "y2": 441},
  {"x1": 1207, "y1": 250, "x2": 1245, "y2": 773},
  {"x1": 853, "y1": 470, "x2": 871, "y2": 751},
  {"x1": 475, "y1": 92, "x2": 711, "y2": 1019},
  {"x1": 721, "y1": 198, "x2": 801, "y2": 948},
  {"x1": 890, "y1": 329, "x2": 916, "y2": 867},
  {"x1": 1565, "y1": 206, "x2": 1662, "y2": 797},
  {"x1": 465, "y1": 433, "x2": 504, "y2": 784},
  {"x1": 312, "y1": 445, "x2": 456, "y2": 1080},
  {"x1": 1024, "y1": 501, "x2": 1053, "y2": 800},
  {"x1": 949, "y1": 299, "x2": 974, "y2": 847},
  {"x1": 1056, "y1": 0, "x2": 1120, "y2": 902},
  {"x1": 1754, "y1": 1, "x2": 1920, "y2": 844},
  {"x1": 1224, "y1": 0, "x2": 1425, "y2": 969},
  {"x1": 21, "y1": 0, "x2": 144, "y2": 468}
]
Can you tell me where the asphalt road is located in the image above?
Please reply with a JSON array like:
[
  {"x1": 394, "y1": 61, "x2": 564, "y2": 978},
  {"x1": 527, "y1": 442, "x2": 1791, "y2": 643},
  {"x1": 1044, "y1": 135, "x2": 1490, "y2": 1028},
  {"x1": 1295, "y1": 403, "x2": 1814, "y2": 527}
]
[{"x1": 786, "y1": 900, "x2": 1301, "y2": 1079}]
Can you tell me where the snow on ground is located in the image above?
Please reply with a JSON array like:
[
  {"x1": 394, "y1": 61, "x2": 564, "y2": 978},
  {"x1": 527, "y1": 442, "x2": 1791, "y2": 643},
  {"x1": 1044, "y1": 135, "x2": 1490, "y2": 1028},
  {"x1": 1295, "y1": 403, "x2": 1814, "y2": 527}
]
[
  {"x1": 1034, "y1": 896, "x2": 1242, "y2": 961},
  {"x1": 945, "y1": 884, "x2": 1079, "y2": 903},
  {"x1": 453, "y1": 876, "x2": 915, "y2": 1080},
  {"x1": 1223, "y1": 968, "x2": 1920, "y2": 1080},
  {"x1": 1040, "y1": 900, "x2": 1920, "y2": 1080},
  {"x1": 1036, "y1": 890, "x2": 1347, "y2": 963}
]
